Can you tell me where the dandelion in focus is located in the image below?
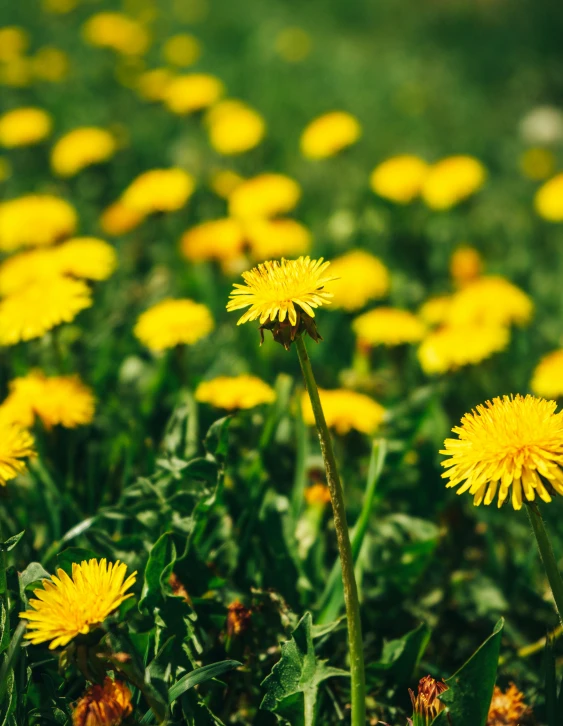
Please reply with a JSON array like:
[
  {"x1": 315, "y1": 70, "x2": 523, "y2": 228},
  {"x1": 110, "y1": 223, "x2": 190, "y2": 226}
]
[
  {"x1": 228, "y1": 173, "x2": 301, "y2": 219},
  {"x1": 534, "y1": 173, "x2": 563, "y2": 222},
  {"x1": 418, "y1": 324, "x2": 509, "y2": 375},
  {"x1": 195, "y1": 375, "x2": 276, "y2": 410},
  {"x1": 486, "y1": 683, "x2": 533, "y2": 726},
  {"x1": 51, "y1": 127, "x2": 116, "y2": 177},
  {"x1": 206, "y1": 99, "x2": 266, "y2": 155},
  {"x1": 328, "y1": 250, "x2": 389, "y2": 311},
  {"x1": 180, "y1": 218, "x2": 245, "y2": 266},
  {"x1": 163, "y1": 73, "x2": 224, "y2": 114},
  {"x1": 82, "y1": 12, "x2": 150, "y2": 56},
  {"x1": 121, "y1": 168, "x2": 195, "y2": 214},
  {"x1": 0, "y1": 195, "x2": 77, "y2": 250},
  {"x1": 409, "y1": 675, "x2": 448, "y2": 726},
  {"x1": 370, "y1": 154, "x2": 429, "y2": 204},
  {"x1": 300, "y1": 111, "x2": 361, "y2": 159},
  {"x1": 353, "y1": 307, "x2": 425, "y2": 347},
  {"x1": 0, "y1": 423, "x2": 35, "y2": 486},
  {"x1": 72, "y1": 678, "x2": 133, "y2": 726},
  {"x1": 162, "y1": 33, "x2": 201, "y2": 67},
  {"x1": 531, "y1": 350, "x2": 563, "y2": 399},
  {"x1": 421, "y1": 155, "x2": 486, "y2": 210},
  {"x1": 0, "y1": 107, "x2": 52, "y2": 148},
  {"x1": 446, "y1": 275, "x2": 532, "y2": 328},
  {"x1": 301, "y1": 388, "x2": 385, "y2": 435},
  {"x1": 134, "y1": 299, "x2": 214, "y2": 352},
  {"x1": 20, "y1": 559, "x2": 136, "y2": 649},
  {"x1": 246, "y1": 218, "x2": 311, "y2": 262}
]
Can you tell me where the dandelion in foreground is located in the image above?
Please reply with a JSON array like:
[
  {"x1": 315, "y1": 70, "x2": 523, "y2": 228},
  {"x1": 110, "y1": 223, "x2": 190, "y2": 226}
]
[
  {"x1": 486, "y1": 683, "x2": 533, "y2": 726},
  {"x1": 409, "y1": 675, "x2": 448, "y2": 726},
  {"x1": 20, "y1": 559, "x2": 136, "y2": 649},
  {"x1": 134, "y1": 298, "x2": 214, "y2": 352},
  {"x1": 441, "y1": 395, "x2": 563, "y2": 510},
  {"x1": 0, "y1": 423, "x2": 35, "y2": 485},
  {"x1": 72, "y1": 678, "x2": 133, "y2": 726}
]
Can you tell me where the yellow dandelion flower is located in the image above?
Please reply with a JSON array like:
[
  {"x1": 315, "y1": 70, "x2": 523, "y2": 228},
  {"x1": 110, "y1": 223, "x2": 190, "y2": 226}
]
[
  {"x1": 228, "y1": 173, "x2": 301, "y2": 219},
  {"x1": 195, "y1": 374, "x2": 276, "y2": 410},
  {"x1": 0, "y1": 195, "x2": 77, "y2": 251},
  {"x1": 100, "y1": 201, "x2": 145, "y2": 236},
  {"x1": 0, "y1": 248, "x2": 57, "y2": 295},
  {"x1": 487, "y1": 684, "x2": 533, "y2": 726},
  {"x1": 531, "y1": 350, "x2": 563, "y2": 399},
  {"x1": 535, "y1": 173, "x2": 563, "y2": 222},
  {"x1": 209, "y1": 169, "x2": 244, "y2": 199},
  {"x1": 32, "y1": 47, "x2": 69, "y2": 83},
  {"x1": 121, "y1": 168, "x2": 195, "y2": 214},
  {"x1": 82, "y1": 12, "x2": 150, "y2": 56},
  {"x1": 421, "y1": 155, "x2": 486, "y2": 210},
  {"x1": 20, "y1": 558, "x2": 137, "y2": 650},
  {"x1": 300, "y1": 111, "x2": 361, "y2": 159},
  {"x1": 206, "y1": 99, "x2": 266, "y2": 155},
  {"x1": 301, "y1": 388, "x2": 385, "y2": 435},
  {"x1": 42, "y1": 0, "x2": 77, "y2": 14},
  {"x1": 0, "y1": 27, "x2": 29, "y2": 62},
  {"x1": 0, "y1": 276, "x2": 92, "y2": 345},
  {"x1": 441, "y1": 395, "x2": 563, "y2": 509},
  {"x1": 369, "y1": 155, "x2": 429, "y2": 204},
  {"x1": 304, "y1": 483, "x2": 331, "y2": 505},
  {"x1": 446, "y1": 275, "x2": 533, "y2": 328},
  {"x1": 353, "y1": 307, "x2": 425, "y2": 347},
  {"x1": 418, "y1": 324, "x2": 509, "y2": 375},
  {"x1": 0, "y1": 423, "x2": 35, "y2": 486},
  {"x1": 180, "y1": 218, "x2": 245, "y2": 264},
  {"x1": 0, "y1": 56, "x2": 32, "y2": 87},
  {"x1": 136, "y1": 67, "x2": 175, "y2": 101},
  {"x1": 134, "y1": 299, "x2": 214, "y2": 352},
  {"x1": 418, "y1": 295, "x2": 451, "y2": 326},
  {"x1": 162, "y1": 33, "x2": 201, "y2": 67},
  {"x1": 328, "y1": 250, "x2": 389, "y2": 311},
  {"x1": 450, "y1": 245, "x2": 483, "y2": 287},
  {"x1": 51, "y1": 127, "x2": 116, "y2": 177},
  {"x1": 227, "y1": 256, "x2": 334, "y2": 327},
  {"x1": 72, "y1": 677, "x2": 133, "y2": 726},
  {"x1": 0, "y1": 372, "x2": 45, "y2": 428},
  {"x1": 246, "y1": 218, "x2": 311, "y2": 262},
  {"x1": 163, "y1": 73, "x2": 224, "y2": 114},
  {"x1": 520, "y1": 147, "x2": 554, "y2": 181},
  {"x1": 275, "y1": 26, "x2": 311, "y2": 63},
  {"x1": 0, "y1": 107, "x2": 52, "y2": 148}
]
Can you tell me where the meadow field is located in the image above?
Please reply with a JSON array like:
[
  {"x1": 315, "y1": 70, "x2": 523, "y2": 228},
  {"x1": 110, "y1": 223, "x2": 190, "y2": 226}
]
[{"x1": 1, "y1": 0, "x2": 563, "y2": 724}]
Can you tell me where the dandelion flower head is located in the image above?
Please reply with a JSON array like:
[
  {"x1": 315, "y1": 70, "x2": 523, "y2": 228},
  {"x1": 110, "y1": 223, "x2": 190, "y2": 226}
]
[
  {"x1": 246, "y1": 218, "x2": 311, "y2": 262},
  {"x1": 487, "y1": 683, "x2": 533, "y2": 726},
  {"x1": 228, "y1": 173, "x2": 301, "y2": 219},
  {"x1": 0, "y1": 107, "x2": 52, "y2": 148},
  {"x1": 328, "y1": 250, "x2": 389, "y2": 311},
  {"x1": 134, "y1": 298, "x2": 214, "y2": 351},
  {"x1": 137, "y1": 67, "x2": 175, "y2": 102},
  {"x1": 0, "y1": 27, "x2": 29, "y2": 62},
  {"x1": 520, "y1": 147, "x2": 555, "y2": 181},
  {"x1": 195, "y1": 375, "x2": 276, "y2": 410},
  {"x1": 450, "y1": 245, "x2": 483, "y2": 287},
  {"x1": 20, "y1": 558, "x2": 137, "y2": 649},
  {"x1": 418, "y1": 295, "x2": 452, "y2": 327},
  {"x1": 0, "y1": 422, "x2": 35, "y2": 486},
  {"x1": 162, "y1": 33, "x2": 201, "y2": 67},
  {"x1": 163, "y1": 73, "x2": 224, "y2": 114},
  {"x1": 100, "y1": 201, "x2": 145, "y2": 236},
  {"x1": 82, "y1": 12, "x2": 150, "y2": 56},
  {"x1": 180, "y1": 218, "x2": 245, "y2": 265},
  {"x1": 0, "y1": 195, "x2": 77, "y2": 251},
  {"x1": 121, "y1": 168, "x2": 195, "y2": 214},
  {"x1": 51, "y1": 127, "x2": 116, "y2": 177},
  {"x1": 209, "y1": 169, "x2": 245, "y2": 199},
  {"x1": 418, "y1": 324, "x2": 509, "y2": 375},
  {"x1": 32, "y1": 47, "x2": 70, "y2": 83},
  {"x1": 534, "y1": 173, "x2": 563, "y2": 222},
  {"x1": 353, "y1": 307, "x2": 425, "y2": 347},
  {"x1": 300, "y1": 111, "x2": 361, "y2": 159},
  {"x1": 304, "y1": 483, "x2": 332, "y2": 506},
  {"x1": 206, "y1": 99, "x2": 266, "y2": 155},
  {"x1": 531, "y1": 350, "x2": 563, "y2": 399},
  {"x1": 301, "y1": 388, "x2": 385, "y2": 435},
  {"x1": 422, "y1": 155, "x2": 486, "y2": 210},
  {"x1": 370, "y1": 154, "x2": 429, "y2": 204},
  {"x1": 72, "y1": 677, "x2": 133, "y2": 726},
  {"x1": 227, "y1": 256, "x2": 335, "y2": 327},
  {"x1": 446, "y1": 275, "x2": 533, "y2": 328},
  {"x1": 441, "y1": 395, "x2": 563, "y2": 509}
]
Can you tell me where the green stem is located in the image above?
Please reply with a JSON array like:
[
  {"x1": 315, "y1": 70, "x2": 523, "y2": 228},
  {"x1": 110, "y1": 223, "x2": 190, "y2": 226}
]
[
  {"x1": 295, "y1": 335, "x2": 366, "y2": 725},
  {"x1": 527, "y1": 502, "x2": 563, "y2": 624}
]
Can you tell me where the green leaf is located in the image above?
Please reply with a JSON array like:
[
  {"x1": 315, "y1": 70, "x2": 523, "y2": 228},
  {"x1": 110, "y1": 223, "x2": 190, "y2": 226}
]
[
  {"x1": 19, "y1": 563, "x2": 50, "y2": 592},
  {"x1": 204, "y1": 417, "x2": 231, "y2": 461},
  {"x1": 139, "y1": 533, "x2": 177, "y2": 612},
  {"x1": 54, "y1": 547, "x2": 98, "y2": 575},
  {"x1": 169, "y1": 660, "x2": 241, "y2": 702},
  {"x1": 0, "y1": 532, "x2": 24, "y2": 553},
  {"x1": 369, "y1": 622, "x2": 431, "y2": 689},
  {"x1": 545, "y1": 637, "x2": 559, "y2": 726},
  {"x1": 261, "y1": 612, "x2": 348, "y2": 726},
  {"x1": 438, "y1": 618, "x2": 504, "y2": 726}
]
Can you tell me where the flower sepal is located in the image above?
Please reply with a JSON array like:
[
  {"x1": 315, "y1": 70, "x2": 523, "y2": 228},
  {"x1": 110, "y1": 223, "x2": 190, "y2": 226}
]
[
  {"x1": 259, "y1": 310, "x2": 322, "y2": 350},
  {"x1": 60, "y1": 634, "x2": 108, "y2": 682}
]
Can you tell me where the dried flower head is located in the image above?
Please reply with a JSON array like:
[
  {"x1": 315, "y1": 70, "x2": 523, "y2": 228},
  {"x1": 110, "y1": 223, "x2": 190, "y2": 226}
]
[
  {"x1": 409, "y1": 675, "x2": 448, "y2": 726},
  {"x1": 72, "y1": 677, "x2": 133, "y2": 726},
  {"x1": 487, "y1": 683, "x2": 534, "y2": 726},
  {"x1": 226, "y1": 600, "x2": 252, "y2": 638}
]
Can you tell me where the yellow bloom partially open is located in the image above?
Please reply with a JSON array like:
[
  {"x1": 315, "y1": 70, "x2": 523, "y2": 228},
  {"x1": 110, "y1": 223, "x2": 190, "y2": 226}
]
[
  {"x1": 534, "y1": 174, "x2": 563, "y2": 222},
  {"x1": 0, "y1": 107, "x2": 52, "y2": 148},
  {"x1": 0, "y1": 423, "x2": 35, "y2": 486},
  {"x1": 0, "y1": 195, "x2": 77, "y2": 251},
  {"x1": 353, "y1": 307, "x2": 425, "y2": 347},
  {"x1": 441, "y1": 395, "x2": 563, "y2": 509},
  {"x1": 163, "y1": 73, "x2": 224, "y2": 114},
  {"x1": 121, "y1": 168, "x2": 195, "y2": 214},
  {"x1": 328, "y1": 250, "x2": 389, "y2": 311},
  {"x1": 531, "y1": 350, "x2": 563, "y2": 399},
  {"x1": 20, "y1": 559, "x2": 137, "y2": 649},
  {"x1": 196, "y1": 375, "x2": 276, "y2": 410},
  {"x1": 300, "y1": 111, "x2": 361, "y2": 159},
  {"x1": 72, "y1": 678, "x2": 133, "y2": 726},
  {"x1": 134, "y1": 299, "x2": 214, "y2": 351},
  {"x1": 422, "y1": 155, "x2": 486, "y2": 210},
  {"x1": 370, "y1": 155, "x2": 429, "y2": 204},
  {"x1": 302, "y1": 388, "x2": 385, "y2": 435},
  {"x1": 228, "y1": 173, "x2": 301, "y2": 219},
  {"x1": 206, "y1": 99, "x2": 265, "y2": 155},
  {"x1": 51, "y1": 127, "x2": 116, "y2": 177}
]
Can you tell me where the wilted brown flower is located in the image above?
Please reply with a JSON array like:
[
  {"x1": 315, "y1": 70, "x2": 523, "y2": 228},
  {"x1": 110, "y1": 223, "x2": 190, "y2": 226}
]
[
  {"x1": 409, "y1": 675, "x2": 448, "y2": 726},
  {"x1": 487, "y1": 684, "x2": 534, "y2": 726},
  {"x1": 226, "y1": 600, "x2": 252, "y2": 638},
  {"x1": 72, "y1": 677, "x2": 132, "y2": 726}
]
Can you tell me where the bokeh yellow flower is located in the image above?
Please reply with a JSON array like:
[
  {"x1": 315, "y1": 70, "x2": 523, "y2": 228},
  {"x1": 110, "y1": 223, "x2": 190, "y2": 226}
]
[
  {"x1": 328, "y1": 250, "x2": 389, "y2": 311},
  {"x1": 422, "y1": 155, "x2": 486, "y2": 210},
  {"x1": 0, "y1": 27, "x2": 29, "y2": 61},
  {"x1": 0, "y1": 107, "x2": 52, "y2": 148},
  {"x1": 487, "y1": 684, "x2": 533, "y2": 726},
  {"x1": 0, "y1": 276, "x2": 92, "y2": 345},
  {"x1": 163, "y1": 73, "x2": 224, "y2": 114},
  {"x1": 206, "y1": 99, "x2": 266, "y2": 155},
  {"x1": 121, "y1": 168, "x2": 195, "y2": 214},
  {"x1": 209, "y1": 169, "x2": 244, "y2": 198},
  {"x1": 32, "y1": 47, "x2": 69, "y2": 82},
  {"x1": 227, "y1": 256, "x2": 334, "y2": 327},
  {"x1": 136, "y1": 67, "x2": 175, "y2": 101},
  {"x1": 246, "y1": 218, "x2": 311, "y2": 262},
  {"x1": 180, "y1": 218, "x2": 245, "y2": 264},
  {"x1": 418, "y1": 295, "x2": 451, "y2": 326},
  {"x1": 83, "y1": 12, "x2": 150, "y2": 56},
  {"x1": 300, "y1": 111, "x2": 361, "y2": 159},
  {"x1": 195, "y1": 375, "x2": 276, "y2": 409},
  {"x1": 275, "y1": 26, "x2": 312, "y2": 63},
  {"x1": 531, "y1": 350, "x2": 563, "y2": 399},
  {"x1": 72, "y1": 678, "x2": 133, "y2": 726},
  {"x1": 446, "y1": 275, "x2": 533, "y2": 328},
  {"x1": 534, "y1": 173, "x2": 563, "y2": 222},
  {"x1": 0, "y1": 56, "x2": 32, "y2": 87},
  {"x1": 162, "y1": 33, "x2": 201, "y2": 67},
  {"x1": 0, "y1": 158, "x2": 11, "y2": 183},
  {"x1": 100, "y1": 201, "x2": 144, "y2": 236},
  {"x1": 302, "y1": 388, "x2": 385, "y2": 435},
  {"x1": 0, "y1": 195, "x2": 77, "y2": 251},
  {"x1": 304, "y1": 483, "x2": 331, "y2": 505},
  {"x1": 369, "y1": 155, "x2": 429, "y2": 204},
  {"x1": 134, "y1": 299, "x2": 214, "y2": 351},
  {"x1": 42, "y1": 0, "x2": 77, "y2": 14},
  {"x1": 441, "y1": 395, "x2": 563, "y2": 509},
  {"x1": 353, "y1": 307, "x2": 425, "y2": 347},
  {"x1": 51, "y1": 127, "x2": 116, "y2": 177},
  {"x1": 418, "y1": 324, "x2": 509, "y2": 375},
  {"x1": 0, "y1": 423, "x2": 35, "y2": 486},
  {"x1": 520, "y1": 147, "x2": 555, "y2": 180},
  {"x1": 449, "y1": 245, "x2": 482, "y2": 287},
  {"x1": 228, "y1": 173, "x2": 301, "y2": 219},
  {"x1": 20, "y1": 559, "x2": 137, "y2": 649}
]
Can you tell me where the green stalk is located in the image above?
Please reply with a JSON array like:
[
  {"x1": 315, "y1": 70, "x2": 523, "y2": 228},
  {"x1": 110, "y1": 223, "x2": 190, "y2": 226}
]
[
  {"x1": 527, "y1": 502, "x2": 563, "y2": 624},
  {"x1": 295, "y1": 335, "x2": 366, "y2": 726}
]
